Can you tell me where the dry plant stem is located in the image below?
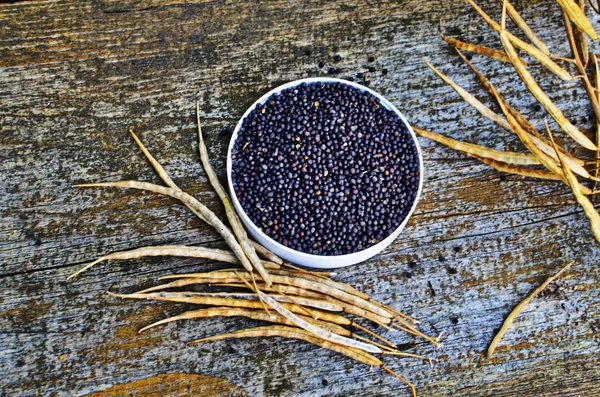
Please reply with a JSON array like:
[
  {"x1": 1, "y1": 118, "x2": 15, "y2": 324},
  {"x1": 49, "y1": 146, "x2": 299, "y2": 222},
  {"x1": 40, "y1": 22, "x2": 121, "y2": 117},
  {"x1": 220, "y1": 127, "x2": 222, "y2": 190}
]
[
  {"x1": 501, "y1": 0, "x2": 550, "y2": 54},
  {"x1": 191, "y1": 325, "x2": 380, "y2": 363},
  {"x1": 562, "y1": 9, "x2": 600, "y2": 121},
  {"x1": 455, "y1": 49, "x2": 591, "y2": 176},
  {"x1": 574, "y1": 0, "x2": 590, "y2": 66},
  {"x1": 548, "y1": 125, "x2": 600, "y2": 241},
  {"x1": 195, "y1": 104, "x2": 272, "y2": 287},
  {"x1": 190, "y1": 325, "x2": 417, "y2": 397},
  {"x1": 556, "y1": 0, "x2": 599, "y2": 40},
  {"x1": 440, "y1": 34, "x2": 513, "y2": 63},
  {"x1": 413, "y1": 126, "x2": 539, "y2": 165},
  {"x1": 499, "y1": 30, "x2": 598, "y2": 150},
  {"x1": 422, "y1": 58, "x2": 513, "y2": 132},
  {"x1": 466, "y1": 0, "x2": 574, "y2": 80},
  {"x1": 593, "y1": 53, "x2": 600, "y2": 188},
  {"x1": 138, "y1": 306, "x2": 350, "y2": 335},
  {"x1": 73, "y1": 181, "x2": 255, "y2": 274},
  {"x1": 391, "y1": 323, "x2": 442, "y2": 347},
  {"x1": 487, "y1": 261, "x2": 573, "y2": 357}
]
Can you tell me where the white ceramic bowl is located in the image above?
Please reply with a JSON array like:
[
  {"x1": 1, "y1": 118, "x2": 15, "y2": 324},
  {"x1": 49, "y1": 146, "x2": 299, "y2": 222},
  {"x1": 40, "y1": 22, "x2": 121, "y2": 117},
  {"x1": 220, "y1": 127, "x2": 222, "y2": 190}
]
[{"x1": 227, "y1": 77, "x2": 423, "y2": 268}]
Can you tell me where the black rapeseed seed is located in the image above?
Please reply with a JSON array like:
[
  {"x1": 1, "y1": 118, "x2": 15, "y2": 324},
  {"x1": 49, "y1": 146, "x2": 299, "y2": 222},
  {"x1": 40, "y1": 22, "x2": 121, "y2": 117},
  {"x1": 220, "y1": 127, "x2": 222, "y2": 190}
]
[{"x1": 231, "y1": 81, "x2": 419, "y2": 256}]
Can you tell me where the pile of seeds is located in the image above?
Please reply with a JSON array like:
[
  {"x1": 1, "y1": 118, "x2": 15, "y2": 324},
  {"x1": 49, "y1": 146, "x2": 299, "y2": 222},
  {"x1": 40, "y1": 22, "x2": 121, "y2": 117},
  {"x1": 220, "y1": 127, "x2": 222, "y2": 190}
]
[{"x1": 231, "y1": 81, "x2": 420, "y2": 255}]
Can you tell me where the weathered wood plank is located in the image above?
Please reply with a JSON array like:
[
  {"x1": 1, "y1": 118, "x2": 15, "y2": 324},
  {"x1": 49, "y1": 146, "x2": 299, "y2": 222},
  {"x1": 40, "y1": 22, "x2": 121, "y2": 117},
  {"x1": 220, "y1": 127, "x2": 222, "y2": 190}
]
[{"x1": 1, "y1": 0, "x2": 599, "y2": 396}]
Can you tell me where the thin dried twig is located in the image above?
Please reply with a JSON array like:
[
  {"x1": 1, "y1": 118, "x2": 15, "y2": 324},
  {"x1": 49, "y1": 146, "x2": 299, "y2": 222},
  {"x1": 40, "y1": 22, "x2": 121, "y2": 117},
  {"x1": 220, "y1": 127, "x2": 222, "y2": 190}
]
[{"x1": 487, "y1": 261, "x2": 573, "y2": 357}]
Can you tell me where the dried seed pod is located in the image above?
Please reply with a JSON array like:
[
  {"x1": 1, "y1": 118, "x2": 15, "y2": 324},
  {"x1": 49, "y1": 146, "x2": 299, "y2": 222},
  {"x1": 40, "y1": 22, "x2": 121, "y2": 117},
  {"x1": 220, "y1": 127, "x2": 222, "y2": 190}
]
[
  {"x1": 163, "y1": 271, "x2": 394, "y2": 319},
  {"x1": 440, "y1": 34, "x2": 514, "y2": 63},
  {"x1": 195, "y1": 104, "x2": 272, "y2": 286},
  {"x1": 487, "y1": 261, "x2": 573, "y2": 357},
  {"x1": 68, "y1": 245, "x2": 242, "y2": 280},
  {"x1": 593, "y1": 52, "x2": 600, "y2": 187},
  {"x1": 250, "y1": 240, "x2": 283, "y2": 265},
  {"x1": 547, "y1": 126, "x2": 600, "y2": 241},
  {"x1": 214, "y1": 281, "x2": 400, "y2": 330},
  {"x1": 414, "y1": 126, "x2": 540, "y2": 165},
  {"x1": 423, "y1": 57, "x2": 513, "y2": 131},
  {"x1": 556, "y1": 0, "x2": 599, "y2": 40},
  {"x1": 470, "y1": 154, "x2": 562, "y2": 180},
  {"x1": 455, "y1": 49, "x2": 590, "y2": 177},
  {"x1": 156, "y1": 291, "x2": 344, "y2": 312},
  {"x1": 466, "y1": 0, "x2": 574, "y2": 80},
  {"x1": 110, "y1": 290, "x2": 353, "y2": 325},
  {"x1": 73, "y1": 181, "x2": 256, "y2": 275},
  {"x1": 190, "y1": 325, "x2": 417, "y2": 397},
  {"x1": 138, "y1": 306, "x2": 350, "y2": 336},
  {"x1": 499, "y1": 31, "x2": 598, "y2": 150},
  {"x1": 563, "y1": 11, "x2": 600, "y2": 126},
  {"x1": 252, "y1": 285, "x2": 383, "y2": 353},
  {"x1": 501, "y1": 0, "x2": 550, "y2": 54}
]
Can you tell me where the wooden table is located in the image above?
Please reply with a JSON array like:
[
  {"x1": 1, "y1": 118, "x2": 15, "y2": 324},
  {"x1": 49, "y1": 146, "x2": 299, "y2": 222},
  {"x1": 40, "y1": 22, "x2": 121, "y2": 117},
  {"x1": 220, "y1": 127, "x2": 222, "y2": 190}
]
[{"x1": 1, "y1": 0, "x2": 599, "y2": 396}]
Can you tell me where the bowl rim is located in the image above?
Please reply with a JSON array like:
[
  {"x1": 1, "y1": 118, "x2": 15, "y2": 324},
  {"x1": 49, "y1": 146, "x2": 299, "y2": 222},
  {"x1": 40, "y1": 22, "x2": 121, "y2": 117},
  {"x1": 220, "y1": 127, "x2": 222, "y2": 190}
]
[{"x1": 226, "y1": 77, "x2": 423, "y2": 268}]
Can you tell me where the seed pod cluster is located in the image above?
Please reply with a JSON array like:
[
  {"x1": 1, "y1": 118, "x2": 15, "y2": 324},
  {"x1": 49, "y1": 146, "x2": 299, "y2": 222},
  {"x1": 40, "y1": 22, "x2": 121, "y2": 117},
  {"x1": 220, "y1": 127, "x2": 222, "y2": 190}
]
[
  {"x1": 419, "y1": 0, "x2": 600, "y2": 243},
  {"x1": 71, "y1": 105, "x2": 436, "y2": 397}
]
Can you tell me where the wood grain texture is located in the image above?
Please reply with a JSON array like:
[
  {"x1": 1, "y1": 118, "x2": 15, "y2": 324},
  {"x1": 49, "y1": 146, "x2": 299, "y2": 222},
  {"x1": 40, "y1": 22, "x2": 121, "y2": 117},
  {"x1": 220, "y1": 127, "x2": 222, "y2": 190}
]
[{"x1": 1, "y1": 0, "x2": 599, "y2": 396}]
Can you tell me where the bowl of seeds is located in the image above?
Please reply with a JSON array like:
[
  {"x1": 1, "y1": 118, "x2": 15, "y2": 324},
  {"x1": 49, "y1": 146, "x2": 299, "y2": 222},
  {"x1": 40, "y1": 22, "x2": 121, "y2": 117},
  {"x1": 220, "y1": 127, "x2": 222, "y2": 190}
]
[{"x1": 227, "y1": 77, "x2": 423, "y2": 268}]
